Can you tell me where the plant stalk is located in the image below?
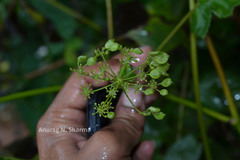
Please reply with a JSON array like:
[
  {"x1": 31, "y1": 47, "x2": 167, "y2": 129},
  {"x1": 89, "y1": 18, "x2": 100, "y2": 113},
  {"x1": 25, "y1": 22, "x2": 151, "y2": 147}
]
[
  {"x1": 123, "y1": 90, "x2": 141, "y2": 113},
  {"x1": 189, "y1": 0, "x2": 212, "y2": 160},
  {"x1": 106, "y1": 0, "x2": 114, "y2": 39},
  {"x1": 206, "y1": 35, "x2": 240, "y2": 132},
  {"x1": 101, "y1": 53, "x2": 117, "y2": 77},
  {"x1": 0, "y1": 86, "x2": 231, "y2": 124},
  {"x1": 0, "y1": 86, "x2": 62, "y2": 103},
  {"x1": 92, "y1": 83, "x2": 115, "y2": 93},
  {"x1": 176, "y1": 64, "x2": 189, "y2": 140},
  {"x1": 157, "y1": 9, "x2": 194, "y2": 51},
  {"x1": 166, "y1": 94, "x2": 231, "y2": 123}
]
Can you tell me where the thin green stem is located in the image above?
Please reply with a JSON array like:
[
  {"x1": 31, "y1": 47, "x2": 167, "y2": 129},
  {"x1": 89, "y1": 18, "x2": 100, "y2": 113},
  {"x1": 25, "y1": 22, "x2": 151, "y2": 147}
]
[
  {"x1": 189, "y1": 0, "x2": 212, "y2": 159},
  {"x1": 105, "y1": 94, "x2": 112, "y2": 103},
  {"x1": 92, "y1": 83, "x2": 115, "y2": 93},
  {"x1": 176, "y1": 64, "x2": 189, "y2": 140},
  {"x1": 124, "y1": 61, "x2": 148, "y2": 78},
  {"x1": 0, "y1": 157, "x2": 24, "y2": 160},
  {"x1": 206, "y1": 36, "x2": 240, "y2": 133},
  {"x1": 101, "y1": 54, "x2": 117, "y2": 77},
  {"x1": 0, "y1": 86, "x2": 62, "y2": 103},
  {"x1": 0, "y1": 85, "x2": 232, "y2": 124},
  {"x1": 123, "y1": 51, "x2": 151, "y2": 78},
  {"x1": 103, "y1": 70, "x2": 115, "y2": 79},
  {"x1": 157, "y1": 9, "x2": 194, "y2": 51},
  {"x1": 107, "y1": 96, "x2": 113, "y2": 105},
  {"x1": 106, "y1": 0, "x2": 114, "y2": 39},
  {"x1": 45, "y1": 0, "x2": 101, "y2": 31},
  {"x1": 120, "y1": 52, "x2": 124, "y2": 70},
  {"x1": 122, "y1": 75, "x2": 138, "y2": 81},
  {"x1": 123, "y1": 90, "x2": 141, "y2": 113},
  {"x1": 166, "y1": 94, "x2": 231, "y2": 123}
]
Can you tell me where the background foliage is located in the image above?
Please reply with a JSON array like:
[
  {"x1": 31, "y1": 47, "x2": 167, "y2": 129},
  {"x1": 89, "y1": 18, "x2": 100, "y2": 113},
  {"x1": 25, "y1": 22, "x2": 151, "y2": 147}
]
[{"x1": 0, "y1": 0, "x2": 240, "y2": 159}]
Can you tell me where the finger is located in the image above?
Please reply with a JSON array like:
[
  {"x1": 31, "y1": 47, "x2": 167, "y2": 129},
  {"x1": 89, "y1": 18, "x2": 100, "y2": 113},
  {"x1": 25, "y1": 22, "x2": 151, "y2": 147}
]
[
  {"x1": 145, "y1": 92, "x2": 158, "y2": 104},
  {"x1": 110, "y1": 88, "x2": 146, "y2": 148},
  {"x1": 81, "y1": 87, "x2": 153, "y2": 159},
  {"x1": 78, "y1": 46, "x2": 153, "y2": 159},
  {"x1": 39, "y1": 60, "x2": 120, "y2": 123},
  {"x1": 100, "y1": 46, "x2": 153, "y2": 150},
  {"x1": 92, "y1": 46, "x2": 153, "y2": 152},
  {"x1": 112, "y1": 46, "x2": 151, "y2": 67},
  {"x1": 131, "y1": 46, "x2": 152, "y2": 68},
  {"x1": 52, "y1": 59, "x2": 120, "y2": 110},
  {"x1": 133, "y1": 141, "x2": 155, "y2": 160},
  {"x1": 78, "y1": 89, "x2": 148, "y2": 159},
  {"x1": 52, "y1": 45, "x2": 151, "y2": 110},
  {"x1": 41, "y1": 46, "x2": 152, "y2": 128},
  {"x1": 38, "y1": 46, "x2": 153, "y2": 160},
  {"x1": 37, "y1": 59, "x2": 121, "y2": 160}
]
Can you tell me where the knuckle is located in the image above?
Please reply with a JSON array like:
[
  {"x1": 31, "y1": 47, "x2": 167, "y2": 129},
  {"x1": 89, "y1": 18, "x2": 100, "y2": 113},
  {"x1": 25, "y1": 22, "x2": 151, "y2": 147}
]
[{"x1": 113, "y1": 116, "x2": 143, "y2": 139}]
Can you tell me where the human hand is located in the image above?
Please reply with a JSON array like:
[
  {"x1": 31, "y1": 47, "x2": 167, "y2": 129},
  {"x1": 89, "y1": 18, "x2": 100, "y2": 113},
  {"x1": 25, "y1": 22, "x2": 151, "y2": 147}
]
[{"x1": 37, "y1": 46, "x2": 156, "y2": 160}]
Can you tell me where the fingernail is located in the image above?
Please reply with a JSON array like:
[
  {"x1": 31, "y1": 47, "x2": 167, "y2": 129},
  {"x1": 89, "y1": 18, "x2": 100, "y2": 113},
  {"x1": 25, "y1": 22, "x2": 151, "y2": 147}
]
[{"x1": 121, "y1": 89, "x2": 144, "y2": 108}]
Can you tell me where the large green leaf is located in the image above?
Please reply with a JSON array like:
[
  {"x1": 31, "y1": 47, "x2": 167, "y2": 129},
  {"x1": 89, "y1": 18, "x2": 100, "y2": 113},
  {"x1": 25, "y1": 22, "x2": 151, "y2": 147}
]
[
  {"x1": 127, "y1": 18, "x2": 187, "y2": 51},
  {"x1": 191, "y1": 0, "x2": 240, "y2": 38},
  {"x1": 29, "y1": 0, "x2": 76, "y2": 40},
  {"x1": 164, "y1": 135, "x2": 202, "y2": 160},
  {"x1": 145, "y1": 0, "x2": 173, "y2": 20},
  {"x1": 211, "y1": 0, "x2": 240, "y2": 18},
  {"x1": 191, "y1": 1, "x2": 212, "y2": 39}
]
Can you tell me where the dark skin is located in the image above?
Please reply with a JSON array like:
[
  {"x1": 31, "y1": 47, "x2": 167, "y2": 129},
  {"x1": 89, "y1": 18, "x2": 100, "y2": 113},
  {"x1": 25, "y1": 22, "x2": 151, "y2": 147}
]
[{"x1": 37, "y1": 46, "x2": 156, "y2": 160}]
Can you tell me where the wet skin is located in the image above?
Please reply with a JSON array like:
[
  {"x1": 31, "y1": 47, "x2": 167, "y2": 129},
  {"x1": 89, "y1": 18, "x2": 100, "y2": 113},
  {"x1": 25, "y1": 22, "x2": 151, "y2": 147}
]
[{"x1": 37, "y1": 46, "x2": 156, "y2": 160}]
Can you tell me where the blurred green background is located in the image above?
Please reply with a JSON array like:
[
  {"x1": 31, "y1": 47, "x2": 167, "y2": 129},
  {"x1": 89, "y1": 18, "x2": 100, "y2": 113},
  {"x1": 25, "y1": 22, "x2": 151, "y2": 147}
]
[{"x1": 0, "y1": 0, "x2": 240, "y2": 159}]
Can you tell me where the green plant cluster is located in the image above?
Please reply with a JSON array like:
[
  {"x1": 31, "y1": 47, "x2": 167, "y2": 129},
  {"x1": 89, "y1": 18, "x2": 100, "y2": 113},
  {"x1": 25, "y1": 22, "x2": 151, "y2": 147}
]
[
  {"x1": 1, "y1": 0, "x2": 240, "y2": 159},
  {"x1": 71, "y1": 39, "x2": 172, "y2": 120}
]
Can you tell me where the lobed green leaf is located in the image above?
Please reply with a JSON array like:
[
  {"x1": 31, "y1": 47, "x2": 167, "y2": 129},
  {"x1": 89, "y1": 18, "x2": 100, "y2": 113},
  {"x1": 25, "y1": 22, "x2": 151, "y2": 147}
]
[
  {"x1": 133, "y1": 48, "x2": 143, "y2": 55},
  {"x1": 154, "y1": 51, "x2": 169, "y2": 64},
  {"x1": 191, "y1": 0, "x2": 240, "y2": 38},
  {"x1": 144, "y1": 88, "x2": 154, "y2": 96},
  {"x1": 153, "y1": 112, "x2": 165, "y2": 120},
  {"x1": 159, "y1": 89, "x2": 168, "y2": 96},
  {"x1": 161, "y1": 78, "x2": 172, "y2": 87},
  {"x1": 87, "y1": 57, "x2": 97, "y2": 66},
  {"x1": 105, "y1": 39, "x2": 119, "y2": 52},
  {"x1": 149, "y1": 69, "x2": 161, "y2": 79}
]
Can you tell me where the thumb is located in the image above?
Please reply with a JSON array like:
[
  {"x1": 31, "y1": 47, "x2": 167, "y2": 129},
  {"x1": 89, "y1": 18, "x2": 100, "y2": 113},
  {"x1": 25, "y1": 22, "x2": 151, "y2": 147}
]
[
  {"x1": 79, "y1": 46, "x2": 153, "y2": 159},
  {"x1": 111, "y1": 88, "x2": 146, "y2": 148},
  {"x1": 80, "y1": 88, "x2": 147, "y2": 159}
]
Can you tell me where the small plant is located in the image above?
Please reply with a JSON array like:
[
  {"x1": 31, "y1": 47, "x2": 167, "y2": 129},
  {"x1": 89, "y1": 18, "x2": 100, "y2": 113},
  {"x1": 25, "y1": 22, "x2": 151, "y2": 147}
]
[{"x1": 71, "y1": 39, "x2": 172, "y2": 120}]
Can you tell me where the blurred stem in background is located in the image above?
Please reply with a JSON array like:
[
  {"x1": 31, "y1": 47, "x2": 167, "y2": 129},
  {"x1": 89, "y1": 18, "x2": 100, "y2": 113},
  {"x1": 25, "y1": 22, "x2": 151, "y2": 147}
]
[
  {"x1": 166, "y1": 94, "x2": 231, "y2": 123},
  {"x1": 157, "y1": 9, "x2": 194, "y2": 51},
  {"x1": 0, "y1": 86, "x2": 62, "y2": 103},
  {"x1": 189, "y1": 0, "x2": 212, "y2": 160},
  {"x1": 206, "y1": 35, "x2": 240, "y2": 133},
  {"x1": 106, "y1": 0, "x2": 114, "y2": 39},
  {"x1": 24, "y1": 59, "x2": 65, "y2": 80},
  {"x1": 176, "y1": 64, "x2": 189, "y2": 140},
  {"x1": 45, "y1": 0, "x2": 101, "y2": 31},
  {"x1": 0, "y1": 87, "x2": 231, "y2": 123}
]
